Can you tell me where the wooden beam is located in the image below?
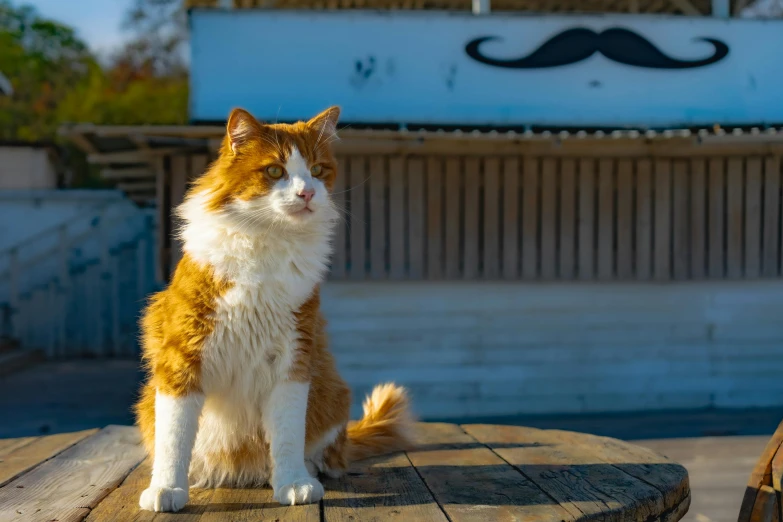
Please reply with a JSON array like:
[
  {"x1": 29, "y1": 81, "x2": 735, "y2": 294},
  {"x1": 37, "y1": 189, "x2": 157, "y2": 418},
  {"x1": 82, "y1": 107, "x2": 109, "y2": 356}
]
[
  {"x1": 101, "y1": 168, "x2": 155, "y2": 180},
  {"x1": 88, "y1": 148, "x2": 182, "y2": 164},
  {"x1": 117, "y1": 181, "x2": 157, "y2": 193},
  {"x1": 669, "y1": 0, "x2": 704, "y2": 14}
]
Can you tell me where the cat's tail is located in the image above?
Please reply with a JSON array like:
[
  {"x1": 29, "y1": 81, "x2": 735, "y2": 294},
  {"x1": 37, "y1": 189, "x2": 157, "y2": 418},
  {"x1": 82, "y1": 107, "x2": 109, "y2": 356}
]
[{"x1": 345, "y1": 383, "x2": 415, "y2": 462}]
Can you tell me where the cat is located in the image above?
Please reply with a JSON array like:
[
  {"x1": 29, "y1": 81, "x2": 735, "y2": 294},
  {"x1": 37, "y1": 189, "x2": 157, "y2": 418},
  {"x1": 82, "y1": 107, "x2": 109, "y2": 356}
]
[{"x1": 135, "y1": 106, "x2": 413, "y2": 513}]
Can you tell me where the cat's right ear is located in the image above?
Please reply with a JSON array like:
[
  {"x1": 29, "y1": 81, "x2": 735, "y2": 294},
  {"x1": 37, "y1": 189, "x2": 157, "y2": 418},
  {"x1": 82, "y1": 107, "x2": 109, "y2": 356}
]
[{"x1": 227, "y1": 108, "x2": 262, "y2": 154}]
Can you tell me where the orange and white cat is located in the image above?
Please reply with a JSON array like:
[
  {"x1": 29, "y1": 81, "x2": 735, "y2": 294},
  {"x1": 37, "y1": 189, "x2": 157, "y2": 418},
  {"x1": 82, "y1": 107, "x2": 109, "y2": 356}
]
[{"x1": 135, "y1": 106, "x2": 413, "y2": 513}]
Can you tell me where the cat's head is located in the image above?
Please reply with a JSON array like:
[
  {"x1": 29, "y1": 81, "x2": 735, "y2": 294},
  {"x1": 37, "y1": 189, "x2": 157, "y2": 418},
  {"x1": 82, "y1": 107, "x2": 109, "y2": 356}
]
[{"x1": 192, "y1": 106, "x2": 341, "y2": 233}]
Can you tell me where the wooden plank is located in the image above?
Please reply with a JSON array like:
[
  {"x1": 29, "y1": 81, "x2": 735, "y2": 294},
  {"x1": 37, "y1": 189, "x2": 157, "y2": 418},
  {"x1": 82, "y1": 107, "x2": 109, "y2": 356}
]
[
  {"x1": 369, "y1": 156, "x2": 387, "y2": 280},
  {"x1": 502, "y1": 158, "x2": 520, "y2": 280},
  {"x1": 654, "y1": 159, "x2": 672, "y2": 281},
  {"x1": 348, "y1": 156, "x2": 367, "y2": 280},
  {"x1": 190, "y1": 154, "x2": 208, "y2": 182},
  {"x1": 540, "y1": 158, "x2": 557, "y2": 280},
  {"x1": 330, "y1": 155, "x2": 347, "y2": 279},
  {"x1": 153, "y1": 157, "x2": 168, "y2": 283},
  {"x1": 463, "y1": 424, "x2": 666, "y2": 521},
  {"x1": 0, "y1": 437, "x2": 35, "y2": 457},
  {"x1": 444, "y1": 158, "x2": 462, "y2": 279},
  {"x1": 762, "y1": 156, "x2": 781, "y2": 277},
  {"x1": 749, "y1": 485, "x2": 780, "y2": 522},
  {"x1": 726, "y1": 157, "x2": 744, "y2": 279},
  {"x1": 0, "y1": 426, "x2": 145, "y2": 522},
  {"x1": 578, "y1": 158, "x2": 596, "y2": 280},
  {"x1": 521, "y1": 157, "x2": 539, "y2": 279},
  {"x1": 597, "y1": 158, "x2": 615, "y2": 281},
  {"x1": 745, "y1": 157, "x2": 763, "y2": 279},
  {"x1": 407, "y1": 423, "x2": 575, "y2": 522},
  {"x1": 0, "y1": 429, "x2": 97, "y2": 487},
  {"x1": 169, "y1": 155, "x2": 189, "y2": 273},
  {"x1": 322, "y1": 452, "x2": 448, "y2": 522},
  {"x1": 708, "y1": 158, "x2": 726, "y2": 279},
  {"x1": 616, "y1": 159, "x2": 633, "y2": 280},
  {"x1": 408, "y1": 158, "x2": 425, "y2": 279},
  {"x1": 426, "y1": 158, "x2": 444, "y2": 279},
  {"x1": 738, "y1": 420, "x2": 783, "y2": 522},
  {"x1": 559, "y1": 158, "x2": 576, "y2": 280},
  {"x1": 200, "y1": 486, "x2": 319, "y2": 522},
  {"x1": 672, "y1": 160, "x2": 690, "y2": 280},
  {"x1": 635, "y1": 159, "x2": 653, "y2": 280},
  {"x1": 772, "y1": 442, "x2": 783, "y2": 496},
  {"x1": 388, "y1": 156, "x2": 406, "y2": 280},
  {"x1": 462, "y1": 158, "x2": 480, "y2": 279},
  {"x1": 482, "y1": 158, "x2": 500, "y2": 279},
  {"x1": 690, "y1": 158, "x2": 707, "y2": 279}
]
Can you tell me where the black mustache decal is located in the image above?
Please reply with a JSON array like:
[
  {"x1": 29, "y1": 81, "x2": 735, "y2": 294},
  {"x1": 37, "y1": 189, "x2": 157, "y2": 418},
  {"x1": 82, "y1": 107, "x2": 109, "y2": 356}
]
[{"x1": 465, "y1": 27, "x2": 729, "y2": 70}]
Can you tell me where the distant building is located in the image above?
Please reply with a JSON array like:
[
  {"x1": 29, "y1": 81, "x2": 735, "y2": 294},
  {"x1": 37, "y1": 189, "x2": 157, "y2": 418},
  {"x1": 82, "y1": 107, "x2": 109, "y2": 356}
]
[{"x1": 0, "y1": 142, "x2": 60, "y2": 190}]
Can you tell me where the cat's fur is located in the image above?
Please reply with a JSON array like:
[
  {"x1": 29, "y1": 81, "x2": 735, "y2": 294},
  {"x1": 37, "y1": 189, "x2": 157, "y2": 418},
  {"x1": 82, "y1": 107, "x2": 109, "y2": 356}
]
[{"x1": 135, "y1": 106, "x2": 413, "y2": 513}]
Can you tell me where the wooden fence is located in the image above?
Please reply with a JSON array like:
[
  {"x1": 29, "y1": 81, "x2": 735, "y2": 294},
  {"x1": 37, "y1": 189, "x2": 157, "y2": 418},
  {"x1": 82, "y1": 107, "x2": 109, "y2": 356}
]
[{"x1": 157, "y1": 136, "x2": 783, "y2": 283}]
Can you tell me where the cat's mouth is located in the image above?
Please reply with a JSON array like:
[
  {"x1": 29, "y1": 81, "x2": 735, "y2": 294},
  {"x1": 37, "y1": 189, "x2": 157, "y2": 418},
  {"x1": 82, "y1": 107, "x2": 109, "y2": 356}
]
[{"x1": 289, "y1": 206, "x2": 314, "y2": 218}]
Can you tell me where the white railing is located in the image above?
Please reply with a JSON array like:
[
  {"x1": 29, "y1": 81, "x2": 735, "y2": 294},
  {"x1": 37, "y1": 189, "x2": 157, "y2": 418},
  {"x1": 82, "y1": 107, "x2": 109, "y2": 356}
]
[{"x1": 0, "y1": 204, "x2": 158, "y2": 358}]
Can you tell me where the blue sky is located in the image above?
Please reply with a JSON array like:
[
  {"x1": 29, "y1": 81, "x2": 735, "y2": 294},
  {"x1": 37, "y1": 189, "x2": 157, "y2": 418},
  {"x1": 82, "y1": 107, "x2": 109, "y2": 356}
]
[{"x1": 25, "y1": 0, "x2": 133, "y2": 54}]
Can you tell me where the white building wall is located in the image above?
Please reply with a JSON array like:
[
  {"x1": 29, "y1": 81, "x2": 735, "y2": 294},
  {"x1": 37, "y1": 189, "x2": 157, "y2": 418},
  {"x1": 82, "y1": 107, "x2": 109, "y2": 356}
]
[{"x1": 0, "y1": 147, "x2": 57, "y2": 190}]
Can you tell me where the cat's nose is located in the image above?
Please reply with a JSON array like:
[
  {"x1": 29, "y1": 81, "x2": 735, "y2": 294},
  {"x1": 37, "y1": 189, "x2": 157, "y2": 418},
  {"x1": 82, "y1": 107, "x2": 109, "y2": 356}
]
[{"x1": 298, "y1": 188, "x2": 315, "y2": 203}]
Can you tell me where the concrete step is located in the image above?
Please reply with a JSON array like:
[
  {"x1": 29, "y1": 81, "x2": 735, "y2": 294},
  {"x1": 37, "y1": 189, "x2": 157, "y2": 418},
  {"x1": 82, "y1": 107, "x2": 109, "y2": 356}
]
[{"x1": 0, "y1": 345, "x2": 44, "y2": 378}]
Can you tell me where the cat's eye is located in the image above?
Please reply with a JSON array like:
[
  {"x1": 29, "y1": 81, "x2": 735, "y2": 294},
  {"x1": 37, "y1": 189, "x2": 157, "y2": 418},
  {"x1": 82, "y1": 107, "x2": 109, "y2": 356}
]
[
  {"x1": 310, "y1": 165, "x2": 323, "y2": 177},
  {"x1": 266, "y1": 165, "x2": 284, "y2": 179}
]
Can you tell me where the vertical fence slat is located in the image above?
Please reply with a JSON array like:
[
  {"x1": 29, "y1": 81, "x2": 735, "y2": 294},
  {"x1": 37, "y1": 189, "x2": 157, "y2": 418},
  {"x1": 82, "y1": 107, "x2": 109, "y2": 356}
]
[
  {"x1": 522, "y1": 157, "x2": 539, "y2": 279},
  {"x1": 426, "y1": 158, "x2": 443, "y2": 279},
  {"x1": 388, "y1": 157, "x2": 406, "y2": 280},
  {"x1": 654, "y1": 159, "x2": 672, "y2": 281},
  {"x1": 690, "y1": 159, "x2": 707, "y2": 279},
  {"x1": 616, "y1": 159, "x2": 633, "y2": 279},
  {"x1": 708, "y1": 158, "x2": 725, "y2": 279},
  {"x1": 169, "y1": 155, "x2": 188, "y2": 274},
  {"x1": 463, "y1": 158, "x2": 480, "y2": 279},
  {"x1": 348, "y1": 156, "x2": 367, "y2": 280},
  {"x1": 369, "y1": 156, "x2": 387, "y2": 279},
  {"x1": 502, "y1": 158, "x2": 520, "y2": 280},
  {"x1": 597, "y1": 159, "x2": 614, "y2": 281},
  {"x1": 444, "y1": 158, "x2": 461, "y2": 279},
  {"x1": 483, "y1": 158, "x2": 500, "y2": 279},
  {"x1": 726, "y1": 157, "x2": 744, "y2": 279},
  {"x1": 330, "y1": 155, "x2": 347, "y2": 279},
  {"x1": 763, "y1": 156, "x2": 781, "y2": 277},
  {"x1": 635, "y1": 159, "x2": 652, "y2": 280},
  {"x1": 559, "y1": 158, "x2": 576, "y2": 280},
  {"x1": 672, "y1": 160, "x2": 689, "y2": 280},
  {"x1": 744, "y1": 157, "x2": 763, "y2": 279},
  {"x1": 153, "y1": 157, "x2": 168, "y2": 284},
  {"x1": 578, "y1": 158, "x2": 595, "y2": 280},
  {"x1": 540, "y1": 158, "x2": 557, "y2": 280},
  {"x1": 408, "y1": 158, "x2": 425, "y2": 279}
]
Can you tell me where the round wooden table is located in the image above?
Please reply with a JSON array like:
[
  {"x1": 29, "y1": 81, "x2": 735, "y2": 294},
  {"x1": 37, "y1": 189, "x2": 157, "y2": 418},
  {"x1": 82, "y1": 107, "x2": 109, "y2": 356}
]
[{"x1": 0, "y1": 423, "x2": 691, "y2": 521}]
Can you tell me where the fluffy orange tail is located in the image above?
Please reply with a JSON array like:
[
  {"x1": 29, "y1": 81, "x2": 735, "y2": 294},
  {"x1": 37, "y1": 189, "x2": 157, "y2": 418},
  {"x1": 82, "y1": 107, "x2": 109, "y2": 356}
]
[{"x1": 346, "y1": 383, "x2": 415, "y2": 462}]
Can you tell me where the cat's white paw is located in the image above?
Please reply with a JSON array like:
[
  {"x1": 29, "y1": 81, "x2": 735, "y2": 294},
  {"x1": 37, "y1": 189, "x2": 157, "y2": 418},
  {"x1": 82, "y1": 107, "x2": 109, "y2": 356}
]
[
  {"x1": 139, "y1": 485, "x2": 189, "y2": 512},
  {"x1": 273, "y1": 475, "x2": 324, "y2": 505}
]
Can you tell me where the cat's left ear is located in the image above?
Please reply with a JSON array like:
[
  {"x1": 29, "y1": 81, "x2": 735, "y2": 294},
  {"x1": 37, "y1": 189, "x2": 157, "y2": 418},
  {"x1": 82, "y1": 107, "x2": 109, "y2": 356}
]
[{"x1": 308, "y1": 106, "x2": 341, "y2": 138}]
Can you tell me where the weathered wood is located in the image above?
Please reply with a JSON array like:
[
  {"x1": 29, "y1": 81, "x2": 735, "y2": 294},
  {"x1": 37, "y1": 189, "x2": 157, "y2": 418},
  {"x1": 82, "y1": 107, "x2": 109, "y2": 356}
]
[
  {"x1": 522, "y1": 157, "x2": 540, "y2": 279},
  {"x1": 483, "y1": 158, "x2": 500, "y2": 279},
  {"x1": 409, "y1": 423, "x2": 574, "y2": 522},
  {"x1": 200, "y1": 486, "x2": 318, "y2": 522},
  {"x1": 84, "y1": 459, "x2": 150, "y2": 522},
  {"x1": 748, "y1": 485, "x2": 780, "y2": 522},
  {"x1": 322, "y1": 452, "x2": 448, "y2": 522},
  {"x1": 463, "y1": 424, "x2": 675, "y2": 522},
  {"x1": 726, "y1": 157, "x2": 744, "y2": 279},
  {"x1": 540, "y1": 158, "x2": 557, "y2": 280},
  {"x1": 348, "y1": 156, "x2": 367, "y2": 280},
  {"x1": 616, "y1": 159, "x2": 633, "y2": 279},
  {"x1": 502, "y1": 157, "x2": 520, "y2": 279},
  {"x1": 744, "y1": 157, "x2": 763, "y2": 279},
  {"x1": 0, "y1": 429, "x2": 96, "y2": 487},
  {"x1": 369, "y1": 156, "x2": 387, "y2": 280},
  {"x1": 463, "y1": 157, "x2": 480, "y2": 279},
  {"x1": 444, "y1": 158, "x2": 461, "y2": 279},
  {"x1": 636, "y1": 158, "x2": 653, "y2": 280},
  {"x1": 408, "y1": 158, "x2": 425, "y2": 279},
  {"x1": 672, "y1": 160, "x2": 690, "y2": 281},
  {"x1": 0, "y1": 426, "x2": 145, "y2": 522},
  {"x1": 689, "y1": 158, "x2": 707, "y2": 279},
  {"x1": 763, "y1": 156, "x2": 781, "y2": 277},
  {"x1": 708, "y1": 157, "x2": 726, "y2": 279},
  {"x1": 0, "y1": 437, "x2": 35, "y2": 457},
  {"x1": 169, "y1": 154, "x2": 189, "y2": 273},
  {"x1": 388, "y1": 156, "x2": 406, "y2": 280},
  {"x1": 329, "y1": 155, "x2": 347, "y2": 279},
  {"x1": 426, "y1": 157, "x2": 443, "y2": 279},
  {"x1": 654, "y1": 159, "x2": 672, "y2": 281},
  {"x1": 597, "y1": 158, "x2": 614, "y2": 280},
  {"x1": 559, "y1": 158, "x2": 576, "y2": 280},
  {"x1": 578, "y1": 158, "x2": 595, "y2": 280},
  {"x1": 738, "y1": 420, "x2": 783, "y2": 522}
]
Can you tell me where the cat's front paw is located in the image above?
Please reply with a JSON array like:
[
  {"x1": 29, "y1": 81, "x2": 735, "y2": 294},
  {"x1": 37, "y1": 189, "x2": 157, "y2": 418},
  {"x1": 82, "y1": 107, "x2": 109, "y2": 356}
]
[
  {"x1": 273, "y1": 475, "x2": 324, "y2": 505},
  {"x1": 139, "y1": 485, "x2": 189, "y2": 512}
]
